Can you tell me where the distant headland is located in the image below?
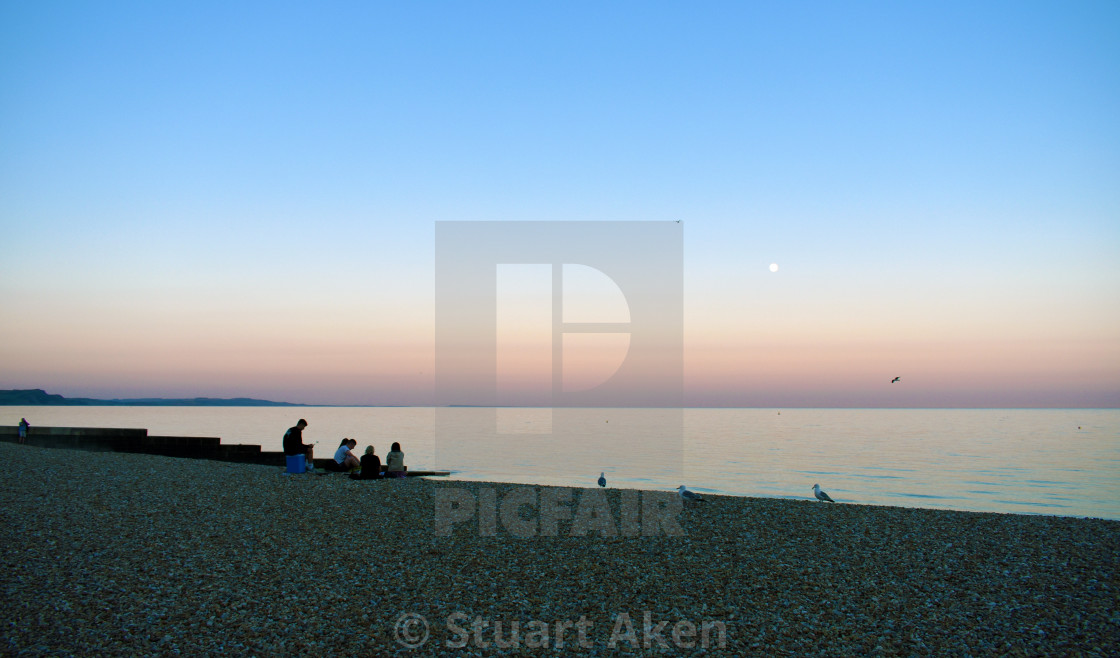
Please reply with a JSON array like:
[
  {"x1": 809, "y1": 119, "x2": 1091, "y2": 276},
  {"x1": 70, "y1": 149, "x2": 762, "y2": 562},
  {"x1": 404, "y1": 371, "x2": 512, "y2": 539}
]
[{"x1": 0, "y1": 389, "x2": 306, "y2": 407}]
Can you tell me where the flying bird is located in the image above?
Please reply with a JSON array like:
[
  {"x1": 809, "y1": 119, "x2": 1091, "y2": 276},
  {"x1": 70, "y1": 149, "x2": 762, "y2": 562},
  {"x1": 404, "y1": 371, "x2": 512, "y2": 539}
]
[
  {"x1": 598, "y1": 472, "x2": 606, "y2": 488},
  {"x1": 678, "y1": 485, "x2": 706, "y2": 504},
  {"x1": 891, "y1": 377, "x2": 900, "y2": 383},
  {"x1": 812, "y1": 483, "x2": 835, "y2": 503}
]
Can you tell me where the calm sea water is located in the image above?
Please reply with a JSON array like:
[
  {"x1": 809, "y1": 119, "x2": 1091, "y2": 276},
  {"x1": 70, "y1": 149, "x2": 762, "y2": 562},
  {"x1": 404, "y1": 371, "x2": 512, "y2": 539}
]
[{"x1": 6, "y1": 407, "x2": 1118, "y2": 520}]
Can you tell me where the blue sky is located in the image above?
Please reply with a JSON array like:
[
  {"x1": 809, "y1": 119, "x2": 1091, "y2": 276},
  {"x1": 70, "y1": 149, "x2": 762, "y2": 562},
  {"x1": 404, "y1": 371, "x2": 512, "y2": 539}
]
[{"x1": 1, "y1": 1, "x2": 1117, "y2": 406}]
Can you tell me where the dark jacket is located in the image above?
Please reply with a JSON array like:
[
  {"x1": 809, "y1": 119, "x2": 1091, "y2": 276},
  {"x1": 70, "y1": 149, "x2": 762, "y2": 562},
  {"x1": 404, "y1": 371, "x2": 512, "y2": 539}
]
[
  {"x1": 283, "y1": 426, "x2": 309, "y2": 456},
  {"x1": 350, "y1": 454, "x2": 382, "y2": 480}
]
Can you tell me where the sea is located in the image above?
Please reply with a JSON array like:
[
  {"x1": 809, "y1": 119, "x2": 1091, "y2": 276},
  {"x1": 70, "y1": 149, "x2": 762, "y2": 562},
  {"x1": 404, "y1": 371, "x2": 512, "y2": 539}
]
[{"x1": 6, "y1": 407, "x2": 1119, "y2": 520}]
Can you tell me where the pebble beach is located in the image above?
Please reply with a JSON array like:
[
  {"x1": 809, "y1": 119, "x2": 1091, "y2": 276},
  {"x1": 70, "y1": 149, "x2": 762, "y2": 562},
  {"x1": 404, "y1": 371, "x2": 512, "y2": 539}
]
[{"x1": 2, "y1": 442, "x2": 1117, "y2": 656}]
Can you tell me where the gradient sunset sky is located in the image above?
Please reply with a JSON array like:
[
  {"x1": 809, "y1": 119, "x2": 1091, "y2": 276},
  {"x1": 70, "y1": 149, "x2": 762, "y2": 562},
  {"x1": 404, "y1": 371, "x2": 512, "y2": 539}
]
[{"x1": 1, "y1": 2, "x2": 1117, "y2": 407}]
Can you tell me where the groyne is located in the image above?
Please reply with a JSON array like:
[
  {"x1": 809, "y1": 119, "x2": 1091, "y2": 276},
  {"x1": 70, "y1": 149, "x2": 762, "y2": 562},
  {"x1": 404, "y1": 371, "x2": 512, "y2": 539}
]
[{"x1": 0, "y1": 425, "x2": 447, "y2": 476}]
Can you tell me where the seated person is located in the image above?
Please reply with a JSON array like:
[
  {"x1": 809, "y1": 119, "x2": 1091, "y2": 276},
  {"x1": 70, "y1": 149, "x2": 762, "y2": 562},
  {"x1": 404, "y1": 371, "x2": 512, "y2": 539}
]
[
  {"x1": 385, "y1": 441, "x2": 407, "y2": 478},
  {"x1": 283, "y1": 419, "x2": 314, "y2": 470},
  {"x1": 328, "y1": 438, "x2": 360, "y2": 472},
  {"x1": 350, "y1": 445, "x2": 382, "y2": 480}
]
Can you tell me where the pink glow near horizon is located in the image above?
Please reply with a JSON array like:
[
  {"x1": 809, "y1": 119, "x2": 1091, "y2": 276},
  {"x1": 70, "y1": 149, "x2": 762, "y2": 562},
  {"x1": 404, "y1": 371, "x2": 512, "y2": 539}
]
[
  {"x1": 4, "y1": 331, "x2": 1116, "y2": 407},
  {"x1": 1, "y1": 269, "x2": 1116, "y2": 406}
]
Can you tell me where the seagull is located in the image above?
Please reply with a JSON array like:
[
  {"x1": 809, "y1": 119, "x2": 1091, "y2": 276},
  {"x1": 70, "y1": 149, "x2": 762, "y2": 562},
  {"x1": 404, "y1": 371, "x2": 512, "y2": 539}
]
[
  {"x1": 812, "y1": 483, "x2": 835, "y2": 502},
  {"x1": 678, "y1": 485, "x2": 706, "y2": 504},
  {"x1": 598, "y1": 472, "x2": 606, "y2": 488},
  {"x1": 891, "y1": 377, "x2": 900, "y2": 383}
]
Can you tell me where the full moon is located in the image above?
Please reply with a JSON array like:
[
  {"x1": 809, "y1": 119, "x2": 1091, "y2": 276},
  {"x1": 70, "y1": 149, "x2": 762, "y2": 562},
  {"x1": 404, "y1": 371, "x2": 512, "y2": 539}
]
[{"x1": 769, "y1": 263, "x2": 779, "y2": 272}]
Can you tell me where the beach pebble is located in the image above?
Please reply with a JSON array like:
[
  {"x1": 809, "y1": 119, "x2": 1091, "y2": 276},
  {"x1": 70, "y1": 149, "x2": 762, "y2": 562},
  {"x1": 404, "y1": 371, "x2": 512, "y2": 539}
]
[{"x1": 0, "y1": 443, "x2": 1117, "y2": 655}]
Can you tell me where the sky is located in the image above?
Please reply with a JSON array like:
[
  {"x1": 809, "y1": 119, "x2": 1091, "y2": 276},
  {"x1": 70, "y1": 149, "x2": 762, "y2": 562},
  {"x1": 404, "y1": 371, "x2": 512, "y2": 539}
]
[{"x1": 1, "y1": 1, "x2": 1117, "y2": 407}]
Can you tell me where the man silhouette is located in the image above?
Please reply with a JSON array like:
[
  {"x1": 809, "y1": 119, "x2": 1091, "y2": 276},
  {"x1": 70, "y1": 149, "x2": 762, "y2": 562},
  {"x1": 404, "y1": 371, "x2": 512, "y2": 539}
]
[{"x1": 283, "y1": 419, "x2": 313, "y2": 468}]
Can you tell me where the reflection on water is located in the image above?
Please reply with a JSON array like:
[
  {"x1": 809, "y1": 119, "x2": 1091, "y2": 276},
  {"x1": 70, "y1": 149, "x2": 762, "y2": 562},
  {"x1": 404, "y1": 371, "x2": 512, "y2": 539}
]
[{"x1": 5, "y1": 406, "x2": 1118, "y2": 519}]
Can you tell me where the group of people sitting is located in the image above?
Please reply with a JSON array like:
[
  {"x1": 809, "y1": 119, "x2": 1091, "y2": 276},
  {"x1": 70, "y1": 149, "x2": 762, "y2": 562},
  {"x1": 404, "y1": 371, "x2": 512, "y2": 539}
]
[
  {"x1": 333, "y1": 437, "x2": 407, "y2": 479},
  {"x1": 282, "y1": 419, "x2": 407, "y2": 479}
]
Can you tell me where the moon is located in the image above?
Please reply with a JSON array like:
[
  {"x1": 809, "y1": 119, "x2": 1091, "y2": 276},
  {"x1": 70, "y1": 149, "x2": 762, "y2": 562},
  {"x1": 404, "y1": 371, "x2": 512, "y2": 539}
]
[{"x1": 769, "y1": 263, "x2": 779, "y2": 273}]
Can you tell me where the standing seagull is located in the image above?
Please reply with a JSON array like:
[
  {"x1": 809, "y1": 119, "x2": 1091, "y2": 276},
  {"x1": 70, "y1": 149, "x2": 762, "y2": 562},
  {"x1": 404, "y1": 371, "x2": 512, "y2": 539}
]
[
  {"x1": 891, "y1": 377, "x2": 900, "y2": 383},
  {"x1": 678, "y1": 485, "x2": 706, "y2": 504},
  {"x1": 812, "y1": 483, "x2": 835, "y2": 502},
  {"x1": 597, "y1": 472, "x2": 606, "y2": 488}
]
